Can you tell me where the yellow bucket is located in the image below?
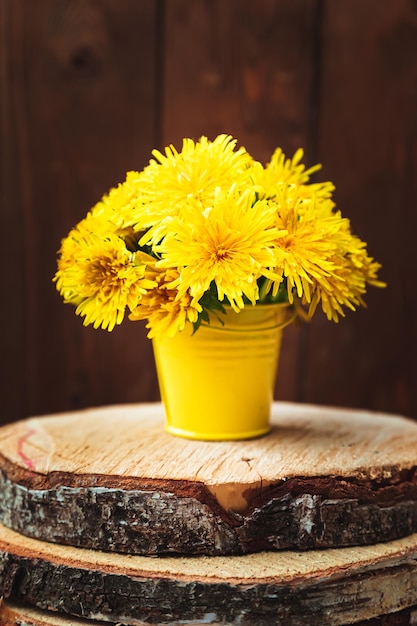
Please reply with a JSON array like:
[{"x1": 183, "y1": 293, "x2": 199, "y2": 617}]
[{"x1": 152, "y1": 304, "x2": 294, "y2": 440}]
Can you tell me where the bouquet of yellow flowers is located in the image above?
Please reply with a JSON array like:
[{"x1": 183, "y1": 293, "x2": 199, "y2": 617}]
[{"x1": 54, "y1": 134, "x2": 384, "y2": 339}]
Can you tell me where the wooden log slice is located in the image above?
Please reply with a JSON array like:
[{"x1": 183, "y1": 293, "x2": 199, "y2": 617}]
[
  {"x1": 1, "y1": 602, "x2": 417, "y2": 626},
  {"x1": 0, "y1": 600, "x2": 110, "y2": 625},
  {"x1": 2, "y1": 523, "x2": 417, "y2": 625},
  {"x1": 1, "y1": 402, "x2": 417, "y2": 555}
]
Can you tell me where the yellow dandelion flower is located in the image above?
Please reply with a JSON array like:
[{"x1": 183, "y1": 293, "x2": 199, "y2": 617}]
[
  {"x1": 267, "y1": 188, "x2": 355, "y2": 292},
  {"x1": 268, "y1": 147, "x2": 322, "y2": 184},
  {"x1": 250, "y1": 147, "x2": 334, "y2": 203},
  {"x1": 308, "y1": 263, "x2": 363, "y2": 322},
  {"x1": 54, "y1": 214, "x2": 119, "y2": 304},
  {"x1": 307, "y1": 237, "x2": 385, "y2": 322},
  {"x1": 54, "y1": 135, "x2": 385, "y2": 336},
  {"x1": 55, "y1": 231, "x2": 155, "y2": 331},
  {"x1": 133, "y1": 134, "x2": 254, "y2": 244},
  {"x1": 156, "y1": 188, "x2": 283, "y2": 310},
  {"x1": 266, "y1": 186, "x2": 384, "y2": 321},
  {"x1": 129, "y1": 261, "x2": 200, "y2": 338},
  {"x1": 270, "y1": 202, "x2": 340, "y2": 303},
  {"x1": 91, "y1": 170, "x2": 143, "y2": 230}
]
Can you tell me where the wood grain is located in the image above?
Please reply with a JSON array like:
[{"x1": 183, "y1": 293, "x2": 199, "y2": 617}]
[
  {"x1": 308, "y1": 0, "x2": 417, "y2": 416},
  {"x1": 162, "y1": 0, "x2": 319, "y2": 161},
  {"x1": 2, "y1": 523, "x2": 417, "y2": 624},
  {"x1": 1, "y1": 403, "x2": 417, "y2": 555},
  {"x1": 0, "y1": 0, "x2": 159, "y2": 425}
]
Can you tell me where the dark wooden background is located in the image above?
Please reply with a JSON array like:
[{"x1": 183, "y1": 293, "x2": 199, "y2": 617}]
[{"x1": 1, "y1": 0, "x2": 416, "y2": 426}]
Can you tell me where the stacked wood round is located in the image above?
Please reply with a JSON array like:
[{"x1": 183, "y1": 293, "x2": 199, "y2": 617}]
[{"x1": 1, "y1": 402, "x2": 417, "y2": 625}]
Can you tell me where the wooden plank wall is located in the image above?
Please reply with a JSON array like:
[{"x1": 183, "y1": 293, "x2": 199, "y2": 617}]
[{"x1": 1, "y1": 0, "x2": 416, "y2": 425}]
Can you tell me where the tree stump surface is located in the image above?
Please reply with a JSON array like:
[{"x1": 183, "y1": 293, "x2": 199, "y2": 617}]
[
  {"x1": 1, "y1": 402, "x2": 417, "y2": 555},
  {"x1": 2, "y1": 523, "x2": 417, "y2": 625}
]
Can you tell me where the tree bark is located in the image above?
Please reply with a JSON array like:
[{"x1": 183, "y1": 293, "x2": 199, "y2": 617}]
[
  {"x1": 2, "y1": 523, "x2": 417, "y2": 625},
  {"x1": 1, "y1": 601, "x2": 417, "y2": 626},
  {"x1": 1, "y1": 403, "x2": 417, "y2": 555}
]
